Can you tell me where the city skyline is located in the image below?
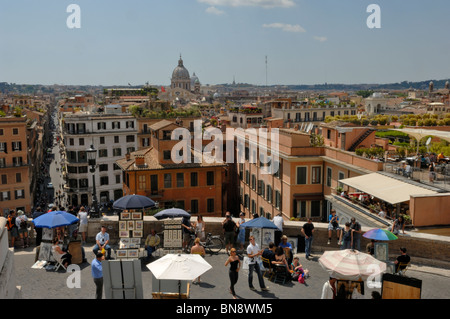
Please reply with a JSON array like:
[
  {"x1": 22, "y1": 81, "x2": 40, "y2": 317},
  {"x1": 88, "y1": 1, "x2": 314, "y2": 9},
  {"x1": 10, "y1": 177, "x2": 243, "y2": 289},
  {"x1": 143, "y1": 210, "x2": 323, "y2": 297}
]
[{"x1": 0, "y1": 0, "x2": 449, "y2": 86}]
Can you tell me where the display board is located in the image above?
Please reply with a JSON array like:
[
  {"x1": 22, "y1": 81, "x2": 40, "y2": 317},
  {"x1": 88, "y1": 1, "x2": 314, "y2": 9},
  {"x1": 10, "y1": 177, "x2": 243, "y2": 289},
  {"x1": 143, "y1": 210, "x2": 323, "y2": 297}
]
[
  {"x1": 163, "y1": 219, "x2": 182, "y2": 253},
  {"x1": 117, "y1": 211, "x2": 143, "y2": 259},
  {"x1": 381, "y1": 273, "x2": 422, "y2": 299}
]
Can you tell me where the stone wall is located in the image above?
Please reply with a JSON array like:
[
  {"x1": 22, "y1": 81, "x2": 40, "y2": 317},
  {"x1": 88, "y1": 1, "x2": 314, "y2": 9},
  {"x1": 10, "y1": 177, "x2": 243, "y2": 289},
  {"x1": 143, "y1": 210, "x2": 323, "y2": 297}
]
[
  {"x1": 83, "y1": 216, "x2": 450, "y2": 267},
  {"x1": 0, "y1": 217, "x2": 21, "y2": 299}
]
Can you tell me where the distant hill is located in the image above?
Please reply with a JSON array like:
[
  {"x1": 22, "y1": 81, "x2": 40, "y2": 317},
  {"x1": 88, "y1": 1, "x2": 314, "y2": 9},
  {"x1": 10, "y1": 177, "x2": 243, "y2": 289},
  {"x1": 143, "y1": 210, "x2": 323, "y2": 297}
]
[{"x1": 1, "y1": 78, "x2": 449, "y2": 95}]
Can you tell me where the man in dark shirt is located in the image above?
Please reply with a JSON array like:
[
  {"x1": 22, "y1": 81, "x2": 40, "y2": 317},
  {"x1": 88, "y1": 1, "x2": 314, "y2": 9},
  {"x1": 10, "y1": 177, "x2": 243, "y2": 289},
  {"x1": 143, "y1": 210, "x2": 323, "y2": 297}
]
[
  {"x1": 395, "y1": 247, "x2": 411, "y2": 273},
  {"x1": 262, "y1": 242, "x2": 276, "y2": 263},
  {"x1": 301, "y1": 218, "x2": 315, "y2": 259},
  {"x1": 223, "y1": 215, "x2": 236, "y2": 255},
  {"x1": 350, "y1": 217, "x2": 362, "y2": 251},
  {"x1": 32, "y1": 207, "x2": 46, "y2": 247}
]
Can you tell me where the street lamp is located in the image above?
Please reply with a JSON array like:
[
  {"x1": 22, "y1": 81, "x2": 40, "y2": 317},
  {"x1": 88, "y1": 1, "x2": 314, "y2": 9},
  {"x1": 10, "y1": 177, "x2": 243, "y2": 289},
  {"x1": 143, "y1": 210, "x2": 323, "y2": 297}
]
[{"x1": 86, "y1": 145, "x2": 99, "y2": 218}]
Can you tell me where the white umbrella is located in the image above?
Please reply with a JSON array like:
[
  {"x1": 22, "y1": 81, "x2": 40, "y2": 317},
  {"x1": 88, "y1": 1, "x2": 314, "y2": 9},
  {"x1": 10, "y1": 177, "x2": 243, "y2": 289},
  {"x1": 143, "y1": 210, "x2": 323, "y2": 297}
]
[
  {"x1": 146, "y1": 253, "x2": 212, "y2": 281},
  {"x1": 319, "y1": 249, "x2": 386, "y2": 281}
]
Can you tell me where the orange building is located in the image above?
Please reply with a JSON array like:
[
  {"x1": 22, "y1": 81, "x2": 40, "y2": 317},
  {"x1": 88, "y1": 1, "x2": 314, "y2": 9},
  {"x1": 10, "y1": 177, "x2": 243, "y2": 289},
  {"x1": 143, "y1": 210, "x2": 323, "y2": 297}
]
[
  {"x1": 116, "y1": 120, "x2": 228, "y2": 216},
  {"x1": 0, "y1": 116, "x2": 32, "y2": 215}
]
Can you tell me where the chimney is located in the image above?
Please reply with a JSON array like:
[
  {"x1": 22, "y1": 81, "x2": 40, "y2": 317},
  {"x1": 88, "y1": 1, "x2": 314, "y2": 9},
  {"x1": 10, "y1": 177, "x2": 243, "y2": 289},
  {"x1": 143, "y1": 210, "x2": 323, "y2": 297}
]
[{"x1": 135, "y1": 154, "x2": 145, "y2": 166}]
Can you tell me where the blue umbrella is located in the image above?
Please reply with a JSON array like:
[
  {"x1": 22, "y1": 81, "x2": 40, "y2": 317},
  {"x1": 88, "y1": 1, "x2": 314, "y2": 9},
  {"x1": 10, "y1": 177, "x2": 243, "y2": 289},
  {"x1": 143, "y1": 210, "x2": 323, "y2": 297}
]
[
  {"x1": 32, "y1": 211, "x2": 79, "y2": 229},
  {"x1": 239, "y1": 216, "x2": 279, "y2": 229},
  {"x1": 153, "y1": 208, "x2": 190, "y2": 220},
  {"x1": 113, "y1": 194, "x2": 156, "y2": 210}
]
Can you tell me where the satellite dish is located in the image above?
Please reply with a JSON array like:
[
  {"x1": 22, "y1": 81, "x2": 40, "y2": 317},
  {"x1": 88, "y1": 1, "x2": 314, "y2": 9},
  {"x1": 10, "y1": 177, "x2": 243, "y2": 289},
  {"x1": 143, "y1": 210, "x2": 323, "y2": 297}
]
[{"x1": 426, "y1": 137, "x2": 432, "y2": 146}]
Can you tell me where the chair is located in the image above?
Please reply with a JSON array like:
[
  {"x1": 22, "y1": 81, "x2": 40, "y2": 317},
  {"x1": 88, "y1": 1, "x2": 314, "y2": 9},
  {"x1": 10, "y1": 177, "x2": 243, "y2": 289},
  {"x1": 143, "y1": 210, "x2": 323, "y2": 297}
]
[
  {"x1": 273, "y1": 264, "x2": 289, "y2": 285},
  {"x1": 261, "y1": 257, "x2": 274, "y2": 281},
  {"x1": 52, "y1": 249, "x2": 67, "y2": 272},
  {"x1": 396, "y1": 262, "x2": 410, "y2": 276}
]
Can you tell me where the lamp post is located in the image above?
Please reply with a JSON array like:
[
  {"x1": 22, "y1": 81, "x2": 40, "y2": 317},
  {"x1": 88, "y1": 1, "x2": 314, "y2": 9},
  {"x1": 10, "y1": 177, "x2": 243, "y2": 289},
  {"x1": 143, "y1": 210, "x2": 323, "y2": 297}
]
[{"x1": 86, "y1": 145, "x2": 99, "y2": 218}]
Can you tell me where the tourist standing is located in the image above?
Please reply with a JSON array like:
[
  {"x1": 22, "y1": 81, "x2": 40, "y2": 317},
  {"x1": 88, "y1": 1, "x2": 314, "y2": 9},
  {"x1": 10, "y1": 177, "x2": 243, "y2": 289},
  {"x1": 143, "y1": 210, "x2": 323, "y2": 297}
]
[
  {"x1": 321, "y1": 277, "x2": 337, "y2": 299},
  {"x1": 301, "y1": 218, "x2": 315, "y2": 259},
  {"x1": 246, "y1": 236, "x2": 269, "y2": 292},
  {"x1": 225, "y1": 248, "x2": 241, "y2": 299},
  {"x1": 223, "y1": 214, "x2": 237, "y2": 255},
  {"x1": 91, "y1": 252, "x2": 104, "y2": 299},
  {"x1": 350, "y1": 217, "x2": 362, "y2": 251},
  {"x1": 77, "y1": 206, "x2": 88, "y2": 244}
]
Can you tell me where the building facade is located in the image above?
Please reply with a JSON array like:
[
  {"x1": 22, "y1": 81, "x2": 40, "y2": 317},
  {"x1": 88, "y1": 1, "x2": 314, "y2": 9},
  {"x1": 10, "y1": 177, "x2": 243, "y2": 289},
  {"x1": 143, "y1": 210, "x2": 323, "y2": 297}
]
[{"x1": 61, "y1": 106, "x2": 137, "y2": 207}]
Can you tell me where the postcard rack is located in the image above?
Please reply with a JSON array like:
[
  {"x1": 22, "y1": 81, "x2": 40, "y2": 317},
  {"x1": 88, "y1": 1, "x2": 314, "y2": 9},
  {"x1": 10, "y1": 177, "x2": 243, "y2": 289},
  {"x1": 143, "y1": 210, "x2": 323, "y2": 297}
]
[{"x1": 116, "y1": 211, "x2": 144, "y2": 259}]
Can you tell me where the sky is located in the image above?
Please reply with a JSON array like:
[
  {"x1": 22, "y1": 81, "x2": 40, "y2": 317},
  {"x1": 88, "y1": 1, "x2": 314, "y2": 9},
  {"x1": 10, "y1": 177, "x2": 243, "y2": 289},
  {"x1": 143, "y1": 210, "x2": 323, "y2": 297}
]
[{"x1": 0, "y1": 0, "x2": 449, "y2": 86}]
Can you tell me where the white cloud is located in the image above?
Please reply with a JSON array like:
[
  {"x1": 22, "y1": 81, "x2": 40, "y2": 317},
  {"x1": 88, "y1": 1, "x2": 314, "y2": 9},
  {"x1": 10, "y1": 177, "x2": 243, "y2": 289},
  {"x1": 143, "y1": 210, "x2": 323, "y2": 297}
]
[
  {"x1": 262, "y1": 23, "x2": 306, "y2": 33},
  {"x1": 206, "y1": 6, "x2": 226, "y2": 15},
  {"x1": 313, "y1": 36, "x2": 327, "y2": 42},
  {"x1": 198, "y1": 0, "x2": 295, "y2": 9}
]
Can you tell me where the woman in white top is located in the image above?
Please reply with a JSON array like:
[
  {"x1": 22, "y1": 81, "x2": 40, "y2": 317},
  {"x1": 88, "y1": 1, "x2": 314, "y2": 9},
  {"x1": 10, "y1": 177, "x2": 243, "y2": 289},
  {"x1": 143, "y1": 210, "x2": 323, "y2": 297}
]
[
  {"x1": 77, "y1": 207, "x2": 88, "y2": 243},
  {"x1": 194, "y1": 215, "x2": 205, "y2": 241}
]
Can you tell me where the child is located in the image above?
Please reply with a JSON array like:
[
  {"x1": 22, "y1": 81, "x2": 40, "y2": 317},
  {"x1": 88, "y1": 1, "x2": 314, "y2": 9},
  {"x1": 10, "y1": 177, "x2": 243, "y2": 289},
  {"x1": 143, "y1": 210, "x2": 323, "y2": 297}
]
[{"x1": 290, "y1": 257, "x2": 309, "y2": 283}]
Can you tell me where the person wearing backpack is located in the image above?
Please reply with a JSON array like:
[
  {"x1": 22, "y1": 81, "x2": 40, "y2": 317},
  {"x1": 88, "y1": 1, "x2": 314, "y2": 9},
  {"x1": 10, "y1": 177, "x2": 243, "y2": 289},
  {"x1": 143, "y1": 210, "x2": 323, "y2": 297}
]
[
  {"x1": 6, "y1": 210, "x2": 19, "y2": 248},
  {"x1": 15, "y1": 210, "x2": 30, "y2": 248}
]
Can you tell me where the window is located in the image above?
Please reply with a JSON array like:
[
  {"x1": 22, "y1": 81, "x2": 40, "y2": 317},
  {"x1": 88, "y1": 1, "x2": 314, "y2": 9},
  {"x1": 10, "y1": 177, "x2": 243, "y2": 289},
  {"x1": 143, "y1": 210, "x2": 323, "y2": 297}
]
[
  {"x1": 164, "y1": 173, "x2": 172, "y2": 188},
  {"x1": 99, "y1": 149, "x2": 108, "y2": 157},
  {"x1": 296, "y1": 167, "x2": 307, "y2": 184},
  {"x1": 176, "y1": 173, "x2": 184, "y2": 187},
  {"x1": 338, "y1": 171, "x2": 345, "y2": 189},
  {"x1": 79, "y1": 179, "x2": 88, "y2": 188},
  {"x1": 294, "y1": 200, "x2": 307, "y2": 218},
  {"x1": 13, "y1": 128, "x2": 19, "y2": 135},
  {"x1": 100, "y1": 176, "x2": 109, "y2": 186},
  {"x1": 1, "y1": 175, "x2": 6, "y2": 184},
  {"x1": 273, "y1": 160, "x2": 281, "y2": 178},
  {"x1": 79, "y1": 138, "x2": 85, "y2": 146},
  {"x1": 15, "y1": 189, "x2": 25, "y2": 199},
  {"x1": 113, "y1": 148, "x2": 122, "y2": 157},
  {"x1": 207, "y1": 198, "x2": 214, "y2": 213},
  {"x1": 99, "y1": 164, "x2": 108, "y2": 172},
  {"x1": 251, "y1": 199, "x2": 256, "y2": 215},
  {"x1": 126, "y1": 121, "x2": 134, "y2": 129},
  {"x1": 100, "y1": 136, "x2": 105, "y2": 144},
  {"x1": 206, "y1": 171, "x2": 214, "y2": 186},
  {"x1": 190, "y1": 172, "x2": 198, "y2": 187},
  {"x1": 191, "y1": 199, "x2": 199, "y2": 214},
  {"x1": 243, "y1": 194, "x2": 249, "y2": 208},
  {"x1": 312, "y1": 167, "x2": 322, "y2": 184},
  {"x1": 0, "y1": 158, "x2": 5, "y2": 168},
  {"x1": 78, "y1": 151, "x2": 87, "y2": 163},
  {"x1": 12, "y1": 141, "x2": 22, "y2": 151},
  {"x1": 112, "y1": 122, "x2": 121, "y2": 129},
  {"x1": 139, "y1": 175, "x2": 146, "y2": 190},
  {"x1": 0, "y1": 142, "x2": 6, "y2": 152},
  {"x1": 0, "y1": 129, "x2": 3, "y2": 135},
  {"x1": 245, "y1": 170, "x2": 249, "y2": 184},
  {"x1": 97, "y1": 122, "x2": 106, "y2": 130},
  {"x1": 327, "y1": 167, "x2": 332, "y2": 187},
  {"x1": 69, "y1": 138, "x2": 74, "y2": 146},
  {"x1": 163, "y1": 151, "x2": 171, "y2": 160},
  {"x1": 311, "y1": 200, "x2": 321, "y2": 217},
  {"x1": 1, "y1": 191, "x2": 11, "y2": 201},
  {"x1": 69, "y1": 179, "x2": 78, "y2": 188},
  {"x1": 275, "y1": 190, "x2": 281, "y2": 209},
  {"x1": 251, "y1": 174, "x2": 256, "y2": 190},
  {"x1": 13, "y1": 157, "x2": 23, "y2": 166},
  {"x1": 115, "y1": 175, "x2": 121, "y2": 184},
  {"x1": 114, "y1": 136, "x2": 120, "y2": 143},
  {"x1": 266, "y1": 185, "x2": 273, "y2": 203},
  {"x1": 150, "y1": 175, "x2": 158, "y2": 194},
  {"x1": 327, "y1": 130, "x2": 331, "y2": 139},
  {"x1": 78, "y1": 166, "x2": 88, "y2": 174},
  {"x1": 113, "y1": 163, "x2": 121, "y2": 170},
  {"x1": 126, "y1": 135, "x2": 135, "y2": 143},
  {"x1": 16, "y1": 173, "x2": 21, "y2": 183}
]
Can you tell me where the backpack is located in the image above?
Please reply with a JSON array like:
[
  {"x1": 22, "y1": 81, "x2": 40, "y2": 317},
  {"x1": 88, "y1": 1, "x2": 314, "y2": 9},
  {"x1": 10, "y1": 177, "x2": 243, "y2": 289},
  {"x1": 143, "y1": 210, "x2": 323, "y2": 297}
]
[{"x1": 19, "y1": 218, "x2": 27, "y2": 229}]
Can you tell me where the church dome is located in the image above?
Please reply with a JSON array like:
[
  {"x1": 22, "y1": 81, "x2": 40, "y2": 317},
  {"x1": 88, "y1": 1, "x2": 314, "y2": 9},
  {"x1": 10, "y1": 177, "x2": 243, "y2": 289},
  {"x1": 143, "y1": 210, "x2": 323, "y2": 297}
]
[
  {"x1": 172, "y1": 57, "x2": 190, "y2": 80},
  {"x1": 191, "y1": 72, "x2": 200, "y2": 87}
]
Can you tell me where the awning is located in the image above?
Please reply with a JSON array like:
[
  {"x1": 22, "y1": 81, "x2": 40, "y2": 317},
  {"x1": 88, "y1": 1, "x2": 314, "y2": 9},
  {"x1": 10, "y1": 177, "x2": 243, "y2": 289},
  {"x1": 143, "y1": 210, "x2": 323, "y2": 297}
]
[{"x1": 339, "y1": 173, "x2": 437, "y2": 205}]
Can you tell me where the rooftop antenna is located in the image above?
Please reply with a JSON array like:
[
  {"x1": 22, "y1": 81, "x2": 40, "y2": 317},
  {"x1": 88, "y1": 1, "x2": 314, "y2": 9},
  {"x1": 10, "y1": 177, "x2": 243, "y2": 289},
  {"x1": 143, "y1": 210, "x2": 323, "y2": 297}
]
[{"x1": 265, "y1": 55, "x2": 268, "y2": 87}]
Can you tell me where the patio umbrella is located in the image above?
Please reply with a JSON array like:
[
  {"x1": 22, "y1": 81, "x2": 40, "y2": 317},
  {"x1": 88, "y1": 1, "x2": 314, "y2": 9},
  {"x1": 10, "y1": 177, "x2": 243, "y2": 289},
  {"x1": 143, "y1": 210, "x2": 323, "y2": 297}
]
[
  {"x1": 147, "y1": 253, "x2": 212, "y2": 281},
  {"x1": 147, "y1": 253, "x2": 212, "y2": 297},
  {"x1": 153, "y1": 208, "x2": 190, "y2": 220},
  {"x1": 239, "y1": 216, "x2": 278, "y2": 229},
  {"x1": 319, "y1": 249, "x2": 386, "y2": 281},
  {"x1": 112, "y1": 194, "x2": 156, "y2": 210},
  {"x1": 363, "y1": 228, "x2": 398, "y2": 241},
  {"x1": 32, "y1": 210, "x2": 79, "y2": 229}
]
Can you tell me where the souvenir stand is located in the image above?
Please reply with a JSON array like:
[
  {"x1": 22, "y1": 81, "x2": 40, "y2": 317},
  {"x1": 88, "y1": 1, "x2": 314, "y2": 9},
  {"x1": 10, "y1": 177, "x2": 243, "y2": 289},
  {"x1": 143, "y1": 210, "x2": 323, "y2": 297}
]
[
  {"x1": 162, "y1": 219, "x2": 183, "y2": 254},
  {"x1": 116, "y1": 211, "x2": 145, "y2": 259}
]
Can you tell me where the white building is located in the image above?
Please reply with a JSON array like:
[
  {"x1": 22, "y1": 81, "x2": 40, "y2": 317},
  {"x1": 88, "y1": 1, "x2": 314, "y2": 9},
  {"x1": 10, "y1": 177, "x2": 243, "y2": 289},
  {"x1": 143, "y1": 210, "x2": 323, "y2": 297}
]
[{"x1": 61, "y1": 106, "x2": 137, "y2": 207}]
